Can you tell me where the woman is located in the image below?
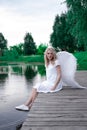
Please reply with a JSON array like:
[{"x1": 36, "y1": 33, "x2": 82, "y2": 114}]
[{"x1": 15, "y1": 47, "x2": 63, "y2": 111}]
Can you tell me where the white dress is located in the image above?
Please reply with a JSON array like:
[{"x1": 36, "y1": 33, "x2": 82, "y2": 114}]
[{"x1": 33, "y1": 60, "x2": 63, "y2": 93}]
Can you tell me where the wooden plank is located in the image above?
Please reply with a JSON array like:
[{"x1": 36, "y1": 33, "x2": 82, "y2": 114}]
[
  {"x1": 21, "y1": 71, "x2": 87, "y2": 130},
  {"x1": 21, "y1": 126, "x2": 87, "y2": 130}
]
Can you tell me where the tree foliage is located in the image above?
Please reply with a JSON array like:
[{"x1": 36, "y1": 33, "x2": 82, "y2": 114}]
[
  {"x1": 10, "y1": 43, "x2": 24, "y2": 55},
  {"x1": 37, "y1": 44, "x2": 47, "y2": 55},
  {"x1": 50, "y1": 0, "x2": 87, "y2": 52},
  {"x1": 66, "y1": 0, "x2": 87, "y2": 50},
  {"x1": 50, "y1": 14, "x2": 76, "y2": 52},
  {"x1": 0, "y1": 33, "x2": 7, "y2": 55},
  {"x1": 24, "y1": 33, "x2": 36, "y2": 55}
]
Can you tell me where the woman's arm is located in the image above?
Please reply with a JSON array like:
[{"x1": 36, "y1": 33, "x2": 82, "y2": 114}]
[{"x1": 51, "y1": 65, "x2": 61, "y2": 91}]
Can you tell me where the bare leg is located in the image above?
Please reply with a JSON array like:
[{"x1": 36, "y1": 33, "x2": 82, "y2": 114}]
[{"x1": 25, "y1": 88, "x2": 38, "y2": 109}]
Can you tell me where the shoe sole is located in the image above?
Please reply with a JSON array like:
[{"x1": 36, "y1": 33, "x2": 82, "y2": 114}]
[{"x1": 15, "y1": 108, "x2": 29, "y2": 111}]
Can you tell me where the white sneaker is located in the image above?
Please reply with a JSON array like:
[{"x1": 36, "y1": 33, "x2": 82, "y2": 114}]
[{"x1": 15, "y1": 104, "x2": 29, "y2": 111}]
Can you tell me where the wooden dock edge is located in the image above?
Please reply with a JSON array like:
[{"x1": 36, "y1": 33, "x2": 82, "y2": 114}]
[{"x1": 20, "y1": 71, "x2": 87, "y2": 130}]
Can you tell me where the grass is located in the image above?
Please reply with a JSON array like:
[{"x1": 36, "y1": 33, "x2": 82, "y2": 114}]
[
  {"x1": 0, "y1": 51, "x2": 87, "y2": 70},
  {"x1": 74, "y1": 51, "x2": 87, "y2": 70},
  {"x1": 0, "y1": 55, "x2": 44, "y2": 65},
  {"x1": 17, "y1": 55, "x2": 44, "y2": 63}
]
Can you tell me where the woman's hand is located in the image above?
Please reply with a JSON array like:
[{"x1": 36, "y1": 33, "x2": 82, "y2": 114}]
[{"x1": 51, "y1": 86, "x2": 56, "y2": 91}]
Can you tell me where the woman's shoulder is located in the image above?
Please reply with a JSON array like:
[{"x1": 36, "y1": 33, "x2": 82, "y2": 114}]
[{"x1": 55, "y1": 59, "x2": 60, "y2": 66}]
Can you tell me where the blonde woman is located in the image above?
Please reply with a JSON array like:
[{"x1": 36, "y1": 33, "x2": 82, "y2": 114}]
[{"x1": 15, "y1": 47, "x2": 63, "y2": 111}]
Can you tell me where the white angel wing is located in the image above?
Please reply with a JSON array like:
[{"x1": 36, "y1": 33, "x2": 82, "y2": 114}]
[{"x1": 57, "y1": 51, "x2": 86, "y2": 89}]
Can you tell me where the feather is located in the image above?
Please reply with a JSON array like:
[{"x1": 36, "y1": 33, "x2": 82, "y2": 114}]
[{"x1": 57, "y1": 51, "x2": 86, "y2": 89}]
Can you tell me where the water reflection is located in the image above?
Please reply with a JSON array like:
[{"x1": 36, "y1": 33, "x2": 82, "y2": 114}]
[
  {"x1": 11, "y1": 66, "x2": 22, "y2": 75},
  {"x1": 11, "y1": 64, "x2": 46, "y2": 79},
  {"x1": 0, "y1": 64, "x2": 46, "y2": 130},
  {"x1": 0, "y1": 74, "x2": 8, "y2": 92},
  {"x1": 0, "y1": 73, "x2": 8, "y2": 80},
  {"x1": 24, "y1": 65, "x2": 37, "y2": 79},
  {"x1": 0, "y1": 66, "x2": 8, "y2": 87},
  {"x1": 0, "y1": 64, "x2": 46, "y2": 95},
  {"x1": 0, "y1": 66, "x2": 8, "y2": 74},
  {"x1": 0, "y1": 66, "x2": 8, "y2": 83},
  {"x1": 0, "y1": 64, "x2": 46, "y2": 87},
  {"x1": 37, "y1": 65, "x2": 46, "y2": 76}
]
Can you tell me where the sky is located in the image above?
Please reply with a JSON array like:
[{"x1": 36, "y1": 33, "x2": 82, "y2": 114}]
[{"x1": 0, "y1": 0, "x2": 67, "y2": 47}]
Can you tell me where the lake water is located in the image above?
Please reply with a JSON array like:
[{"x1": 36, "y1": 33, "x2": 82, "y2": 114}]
[{"x1": 0, "y1": 64, "x2": 45, "y2": 130}]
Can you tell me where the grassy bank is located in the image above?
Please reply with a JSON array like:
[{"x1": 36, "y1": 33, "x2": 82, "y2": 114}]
[
  {"x1": 0, "y1": 51, "x2": 87, "y2": 70},
  {"x1": 74, "y1": 51, "x2": 87, "y2": 70},
  {"x1": 16, "y1": 55, "x2": 44, "y2": 63},
  {"x1": 0, "y1": 55, "x2": 44, "y2": 63}
]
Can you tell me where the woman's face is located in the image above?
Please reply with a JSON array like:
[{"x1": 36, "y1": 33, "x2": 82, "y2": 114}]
[{"x1": 46, "y1": 50, "x2": 54, "y2": 61}]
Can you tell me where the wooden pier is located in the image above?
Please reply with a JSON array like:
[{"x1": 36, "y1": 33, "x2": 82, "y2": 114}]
[{"x1": 21, "y1": 71, "x2": 87, "y2": 130}]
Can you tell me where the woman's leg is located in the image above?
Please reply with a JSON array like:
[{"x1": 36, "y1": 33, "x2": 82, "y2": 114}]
[
  {"x1": 15, "y1": 88, "x2": 38, "y2": 111},
  {"x1": 25, "y1": 88, "x2": 38, "y2": 109}
]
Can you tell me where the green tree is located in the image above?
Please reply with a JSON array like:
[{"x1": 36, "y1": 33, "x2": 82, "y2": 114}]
[
  {"x1": 10, "y1": 43, "x2": 24, "y2": 56},
  {"x1": 0, "y1": 33, "x2": 7, "y2": 55},
  {"x1": 24, "y1": 33, "x2": 36, "y2": 55},
  {"x1": 66, "y1": 0, "x2": 87, "y2": 50},
  {"x1": 9, "y1": 46, "x2": 19, "y2": 59},
  {"x1": 37, "y1": 44, "x2": 47, "y2": 55},
  {"x1": 16, "y1": 43, "x2": 24, "y2": 55},
  {"x1": 50, "y1": 14, "x2": 76, "y2": 52}
]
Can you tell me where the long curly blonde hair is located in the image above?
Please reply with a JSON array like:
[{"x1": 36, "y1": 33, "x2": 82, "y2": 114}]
[{"x1": 44, "y1": 47, "x2": 57, "y2": 67}]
